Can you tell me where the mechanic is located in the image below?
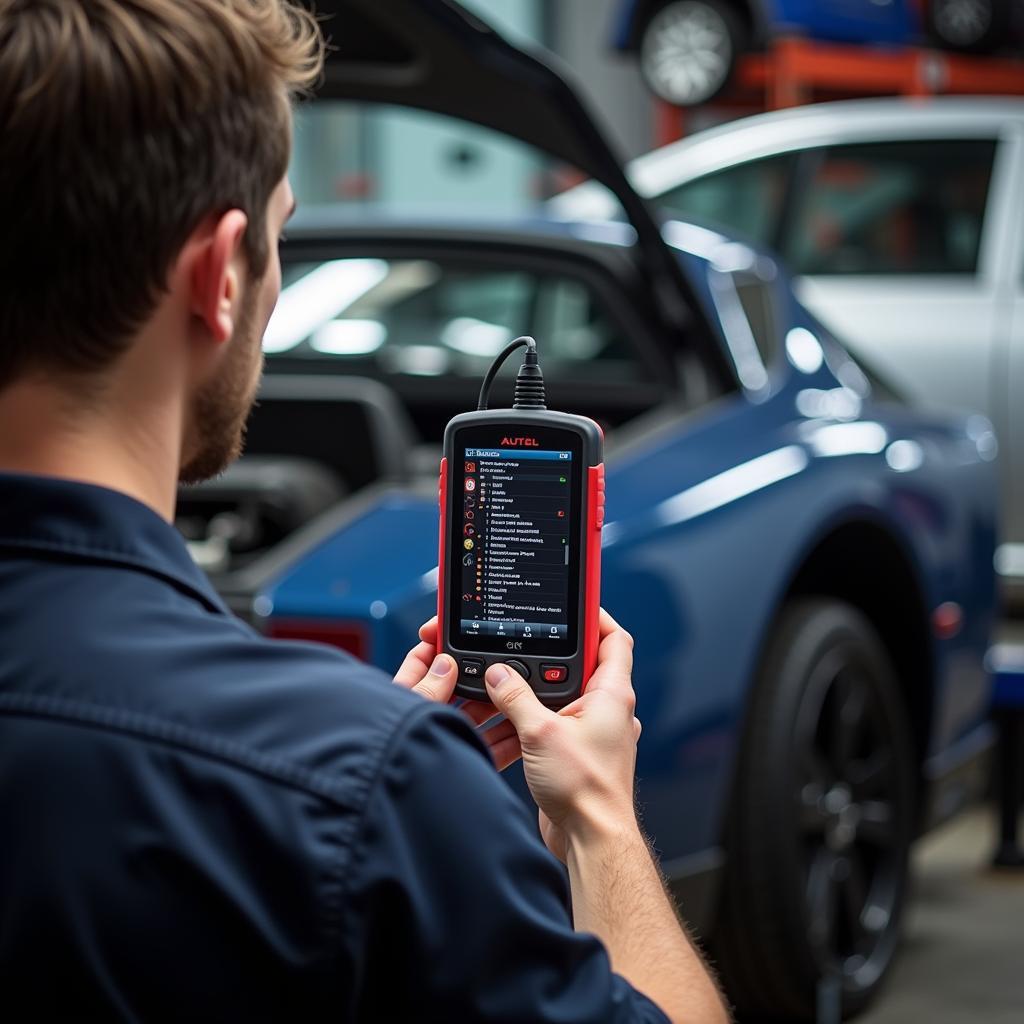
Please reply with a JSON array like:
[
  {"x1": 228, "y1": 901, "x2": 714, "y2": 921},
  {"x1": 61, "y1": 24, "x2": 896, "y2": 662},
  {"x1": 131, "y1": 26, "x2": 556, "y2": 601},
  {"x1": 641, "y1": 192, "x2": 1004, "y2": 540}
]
[{"x1": 0, "y1": 3, "x2": 728, "y2": 1022}]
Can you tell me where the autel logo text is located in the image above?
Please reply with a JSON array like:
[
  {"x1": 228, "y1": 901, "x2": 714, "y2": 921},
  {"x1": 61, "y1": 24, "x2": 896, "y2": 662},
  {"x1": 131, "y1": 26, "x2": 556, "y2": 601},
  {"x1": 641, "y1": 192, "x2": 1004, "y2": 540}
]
[{"x1": 500, "y1": 437, "x2": 539, "y2": 447}]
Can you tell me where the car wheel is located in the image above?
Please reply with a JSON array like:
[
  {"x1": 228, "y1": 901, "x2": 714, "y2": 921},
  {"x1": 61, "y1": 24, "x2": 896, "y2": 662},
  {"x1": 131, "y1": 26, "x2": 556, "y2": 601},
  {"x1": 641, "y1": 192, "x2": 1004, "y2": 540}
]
[
  {"x1": 639, "y1": 1, "x2": 743, "y2": 107},
  {"x1": 927, "y1": 0, "x2": 1002, "y2": 52},
  {"x1": 713, "y1": 599, "x2": 915, "y2": 1021}
]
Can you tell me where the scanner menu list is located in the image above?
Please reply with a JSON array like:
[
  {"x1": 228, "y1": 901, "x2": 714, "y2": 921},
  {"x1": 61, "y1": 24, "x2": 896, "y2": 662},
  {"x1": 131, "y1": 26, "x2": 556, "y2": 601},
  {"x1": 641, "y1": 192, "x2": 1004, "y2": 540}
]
[{"x1": 459, "y1": 447, "x2": 572, "y2": 640}]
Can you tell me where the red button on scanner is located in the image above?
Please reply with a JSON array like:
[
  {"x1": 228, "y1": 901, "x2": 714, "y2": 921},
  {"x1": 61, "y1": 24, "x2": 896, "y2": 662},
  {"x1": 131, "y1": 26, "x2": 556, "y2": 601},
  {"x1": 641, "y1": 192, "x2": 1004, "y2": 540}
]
[{"x1": 542, "y1": 665, "x2": 568, "y2": 684}]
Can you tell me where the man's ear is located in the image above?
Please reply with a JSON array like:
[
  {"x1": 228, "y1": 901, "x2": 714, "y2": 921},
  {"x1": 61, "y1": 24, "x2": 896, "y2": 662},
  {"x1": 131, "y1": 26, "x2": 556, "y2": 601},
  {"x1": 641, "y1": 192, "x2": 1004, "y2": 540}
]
[{"x1": 189, "y1": 210, "x2": 249, "y2": 344}]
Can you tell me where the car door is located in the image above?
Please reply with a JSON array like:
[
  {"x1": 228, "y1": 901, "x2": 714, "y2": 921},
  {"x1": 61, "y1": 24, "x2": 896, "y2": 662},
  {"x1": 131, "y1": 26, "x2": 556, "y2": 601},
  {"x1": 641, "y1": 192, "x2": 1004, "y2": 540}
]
[
  {"x1": 787, "y1": 137, "x2": 1002, "y2": 425},
  {"x1": 653, "y1": 135, "x2": 1002, "y2": 416},
  {"x1": 1002, "y1": 123, "x2": 1024, "y2": 580}
]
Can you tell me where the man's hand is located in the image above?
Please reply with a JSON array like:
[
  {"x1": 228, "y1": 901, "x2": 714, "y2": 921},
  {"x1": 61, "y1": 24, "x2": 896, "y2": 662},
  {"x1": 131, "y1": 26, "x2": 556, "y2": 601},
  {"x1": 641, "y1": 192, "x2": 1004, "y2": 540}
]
[
  {"x1": 484, "y1": 611, "x2": 640, "y2": 862},
  {"x1": 393, "y1": 618, "x2": 522, "y2": 771},
  {"x1": 400, "y1": 613, "x2": 730, "y2": 1023}
]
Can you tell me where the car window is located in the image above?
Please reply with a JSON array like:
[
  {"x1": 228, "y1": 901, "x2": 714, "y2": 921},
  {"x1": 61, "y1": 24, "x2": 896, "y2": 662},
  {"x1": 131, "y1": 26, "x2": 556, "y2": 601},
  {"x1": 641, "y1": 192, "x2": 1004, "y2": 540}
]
[
  {"x1": 785, "y1": 140, "x2": 996, "y2": 276},
  {"x1": 654, "y1": 155, "x2": 793, "y2": 246},
  {"x1": 734, "y1": 274, "x2": 779, "y2": 367},
  {"x1": 264, "y1": 258, "x2": 651, "y2": 384}
]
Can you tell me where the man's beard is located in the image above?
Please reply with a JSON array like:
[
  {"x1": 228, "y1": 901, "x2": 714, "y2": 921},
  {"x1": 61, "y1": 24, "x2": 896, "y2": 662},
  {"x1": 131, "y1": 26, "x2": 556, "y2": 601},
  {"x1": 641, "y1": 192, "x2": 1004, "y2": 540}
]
[{"x1": 178, "y1": 292, "x2": 263, "y2": 485}]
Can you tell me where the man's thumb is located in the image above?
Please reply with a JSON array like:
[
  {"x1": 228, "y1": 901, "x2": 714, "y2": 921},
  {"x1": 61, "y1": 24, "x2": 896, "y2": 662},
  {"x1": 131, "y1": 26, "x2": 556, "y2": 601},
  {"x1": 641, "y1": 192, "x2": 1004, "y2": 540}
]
[{"x1": 484, "y1": 662, "x2": 548, "y2": 731}]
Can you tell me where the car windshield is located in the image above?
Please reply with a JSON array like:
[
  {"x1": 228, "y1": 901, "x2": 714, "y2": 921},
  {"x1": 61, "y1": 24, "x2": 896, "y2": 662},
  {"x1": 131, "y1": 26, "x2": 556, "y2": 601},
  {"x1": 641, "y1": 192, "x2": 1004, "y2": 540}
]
[{"x1": 264, "y1": 255, "x2": 648, "y2": 386}]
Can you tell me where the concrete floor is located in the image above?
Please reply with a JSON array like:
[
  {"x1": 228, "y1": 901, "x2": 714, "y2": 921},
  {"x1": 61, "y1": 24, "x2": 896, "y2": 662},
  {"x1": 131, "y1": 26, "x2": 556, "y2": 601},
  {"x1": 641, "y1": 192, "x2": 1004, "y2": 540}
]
[{"x1": 859, "y1": 805, "x2": 1024, "y2": 1024}]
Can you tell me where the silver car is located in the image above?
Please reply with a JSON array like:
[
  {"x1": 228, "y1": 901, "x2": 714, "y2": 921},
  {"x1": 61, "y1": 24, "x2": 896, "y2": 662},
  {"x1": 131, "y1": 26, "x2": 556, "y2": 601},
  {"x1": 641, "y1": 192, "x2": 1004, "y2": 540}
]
[{"x1": 555, "y1": 97, "x2": 1024, "y2": 593}]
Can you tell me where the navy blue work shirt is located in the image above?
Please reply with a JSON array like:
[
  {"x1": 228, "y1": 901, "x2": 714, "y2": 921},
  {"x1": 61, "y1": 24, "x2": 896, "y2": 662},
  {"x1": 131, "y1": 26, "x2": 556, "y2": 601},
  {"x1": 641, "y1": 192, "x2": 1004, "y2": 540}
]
[{"x1": 0, "y1": 472, "x2": 668, "y2": 1023}]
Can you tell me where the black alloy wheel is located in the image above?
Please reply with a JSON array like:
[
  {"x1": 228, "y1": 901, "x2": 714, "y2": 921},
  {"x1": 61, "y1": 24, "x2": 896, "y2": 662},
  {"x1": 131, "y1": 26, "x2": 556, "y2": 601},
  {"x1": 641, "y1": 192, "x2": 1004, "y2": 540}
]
[
  {"x1": 712, "y1": 599, "x2": 915, "y2": 1021},
  {"x1": 927, "y1": 0, "x2": 1002, "y2": 52},
  {"x1": 639, "y1": 0, "x2": 744, "y2": 107}
]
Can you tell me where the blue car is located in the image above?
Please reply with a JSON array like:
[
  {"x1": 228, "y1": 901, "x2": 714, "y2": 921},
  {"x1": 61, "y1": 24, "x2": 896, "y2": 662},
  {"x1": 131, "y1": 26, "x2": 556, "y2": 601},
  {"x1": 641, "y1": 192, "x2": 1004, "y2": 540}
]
[
  {"x1": 613, "y1": 0, "x2": 918, "y2": 106},
  {"x1": 179, "y1": 1, "x2": 998, "y2": 1018}
]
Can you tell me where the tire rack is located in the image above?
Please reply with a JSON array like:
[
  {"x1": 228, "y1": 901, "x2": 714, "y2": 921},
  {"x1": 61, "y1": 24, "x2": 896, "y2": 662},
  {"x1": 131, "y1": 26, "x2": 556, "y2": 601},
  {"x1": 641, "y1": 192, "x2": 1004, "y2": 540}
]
[{"x1": 654, "y1": 35, "x2": 1024, "y2": 146}]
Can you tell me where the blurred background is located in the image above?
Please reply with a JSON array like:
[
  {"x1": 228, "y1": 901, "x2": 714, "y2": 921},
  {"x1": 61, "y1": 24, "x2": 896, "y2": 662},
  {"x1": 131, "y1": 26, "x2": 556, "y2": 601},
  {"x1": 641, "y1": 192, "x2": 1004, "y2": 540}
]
[
  {"x1": 179, "y1": 2, "x2": 1024, "y2": 1020},
  {"x1": 289, "y1": 0, "x2": 651, "y2": 209}
]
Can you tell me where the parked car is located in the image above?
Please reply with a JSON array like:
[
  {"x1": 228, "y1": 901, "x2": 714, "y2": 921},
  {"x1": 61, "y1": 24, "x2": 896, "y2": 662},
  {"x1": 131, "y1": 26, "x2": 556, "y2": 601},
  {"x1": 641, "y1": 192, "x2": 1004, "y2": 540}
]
[
  {"x1": 611, "y1": 0, "x2": 918, "y2": 106},
  {"x1": 925, "y1": 0, "x2": 1024, "y2": 53},
  {"x1": 612, "y1": 1, "x2": 1024, "y2": 107},
  {"x1": 554, "y1": 97, "x2": 1024, "y2": 595},
  {"x1": 179, "y1": 2, "x2": 999, "y2": 1019}
]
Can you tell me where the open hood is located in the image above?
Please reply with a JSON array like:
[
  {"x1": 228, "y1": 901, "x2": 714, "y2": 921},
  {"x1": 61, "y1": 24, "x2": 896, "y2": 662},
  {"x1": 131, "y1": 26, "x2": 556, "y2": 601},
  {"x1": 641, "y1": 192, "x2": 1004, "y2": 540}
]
[{"x1": 313, "y1": 0, "x2": 730, "y2": 386}]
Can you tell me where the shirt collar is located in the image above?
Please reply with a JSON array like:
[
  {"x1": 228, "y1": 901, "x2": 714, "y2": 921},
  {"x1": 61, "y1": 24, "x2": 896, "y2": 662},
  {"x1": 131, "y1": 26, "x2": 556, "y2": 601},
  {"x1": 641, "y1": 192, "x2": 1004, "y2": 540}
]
[{"x1": 0, "y1": 471, "x2": 230, "y2": 615}]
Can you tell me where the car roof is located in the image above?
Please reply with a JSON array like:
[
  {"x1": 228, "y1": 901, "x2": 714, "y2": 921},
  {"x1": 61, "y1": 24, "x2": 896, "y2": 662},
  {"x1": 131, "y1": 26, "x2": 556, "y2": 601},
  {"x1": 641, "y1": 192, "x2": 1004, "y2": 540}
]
[
  {"x1": 554, "y1": 96, "x2": 1024, "y2": 217},
  {"x1": 282, "y1": 207, "x2": 772, "y2": 274}
]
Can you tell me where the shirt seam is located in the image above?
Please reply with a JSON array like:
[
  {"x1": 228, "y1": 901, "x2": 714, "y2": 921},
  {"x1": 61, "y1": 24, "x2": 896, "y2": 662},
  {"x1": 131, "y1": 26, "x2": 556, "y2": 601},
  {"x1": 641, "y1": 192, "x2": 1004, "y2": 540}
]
[
  {"x1": 0, "y1": 691, "x2": 361, "y2": 806},
  {"x1": 326, "y1": 699, "x2": 454, "y2": 966},
  {"x1": 0, "y1": 537, "x2": 226, "y2": 614}
]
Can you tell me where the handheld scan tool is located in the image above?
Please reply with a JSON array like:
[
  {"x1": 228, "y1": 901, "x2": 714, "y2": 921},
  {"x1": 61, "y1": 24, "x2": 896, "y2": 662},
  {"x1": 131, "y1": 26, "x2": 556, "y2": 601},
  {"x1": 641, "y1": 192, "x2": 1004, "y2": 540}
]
[{"x1": 437, "y1": 337, "x2": 604, "y2": 708}]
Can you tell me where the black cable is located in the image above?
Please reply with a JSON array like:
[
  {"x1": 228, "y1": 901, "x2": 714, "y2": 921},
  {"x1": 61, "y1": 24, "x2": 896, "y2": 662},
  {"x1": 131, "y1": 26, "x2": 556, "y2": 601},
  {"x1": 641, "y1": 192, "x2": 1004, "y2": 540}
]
[
  {"x1": 512, "y1": 344, "x2": 546, "y2": 410},
  {"x1": 477, "y1": 335, "x2": 546, "y2": 411}
]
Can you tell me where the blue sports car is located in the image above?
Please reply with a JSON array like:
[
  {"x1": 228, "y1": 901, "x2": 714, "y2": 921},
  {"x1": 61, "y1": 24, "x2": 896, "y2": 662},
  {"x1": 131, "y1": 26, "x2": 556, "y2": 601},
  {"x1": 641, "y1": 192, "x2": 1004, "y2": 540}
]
[{"x1": 177, "y1": 1, "x2": 999, "y2": 1018}]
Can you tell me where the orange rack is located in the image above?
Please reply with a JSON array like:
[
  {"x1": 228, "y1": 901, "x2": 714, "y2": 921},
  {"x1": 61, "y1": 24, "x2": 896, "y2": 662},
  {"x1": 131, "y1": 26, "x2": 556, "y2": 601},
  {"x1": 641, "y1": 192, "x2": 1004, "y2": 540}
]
[{"x1": 655, "y1": 35, "x2": 1024, "y2": 146}]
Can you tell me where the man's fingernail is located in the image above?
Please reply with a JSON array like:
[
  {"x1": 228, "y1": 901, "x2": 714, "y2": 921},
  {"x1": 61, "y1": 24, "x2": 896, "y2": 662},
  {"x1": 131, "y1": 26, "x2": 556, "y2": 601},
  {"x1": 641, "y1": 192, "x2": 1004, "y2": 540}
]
[
  {"x1": 429, "y1": 654, "x2": 452, "y2": 676},
  {"x1": 485, "y1": 663, "x2": 509, "y2": 686}
]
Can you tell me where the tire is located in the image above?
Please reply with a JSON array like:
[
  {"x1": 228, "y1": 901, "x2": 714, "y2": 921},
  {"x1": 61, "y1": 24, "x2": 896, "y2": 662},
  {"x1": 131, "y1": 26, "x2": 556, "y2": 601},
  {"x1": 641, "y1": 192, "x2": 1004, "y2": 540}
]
[
  {"x1": 712, "y1": 599, "x2": 915, "y2": 1021},
  {"x1": 926, "y1": 0, "x2": 1003, "y2": 53},
  {"x1": 639, "y1": 0, "x2": 744, "y2": 107}
]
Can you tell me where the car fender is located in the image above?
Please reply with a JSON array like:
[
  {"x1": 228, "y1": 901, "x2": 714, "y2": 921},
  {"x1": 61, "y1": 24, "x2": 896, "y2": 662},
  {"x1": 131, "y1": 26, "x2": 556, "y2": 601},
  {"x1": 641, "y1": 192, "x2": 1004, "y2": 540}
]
[{"x1": 593, "y1": 389, "x2": 996, "y2": 862}]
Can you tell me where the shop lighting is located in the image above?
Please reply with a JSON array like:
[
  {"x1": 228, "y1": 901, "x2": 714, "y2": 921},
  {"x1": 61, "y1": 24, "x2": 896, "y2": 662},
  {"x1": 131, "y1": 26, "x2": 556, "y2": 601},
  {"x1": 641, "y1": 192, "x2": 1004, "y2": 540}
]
[
  {"x1": 785, "y1": 327, "x2": 824, "y2": 375},
  {"x1": 710, "y1": 241, "x2": 757, "y2": 274},
  {"x1": 803, "y1": 421, "x2": 888, "y2": 458},
  {"x1": 966, "y1": 415, "x2": 998, "y2": 461},
  {"x1": 310, "y1": 319, "x2": 387, "y2": 356},
  {"x1": 654, "y1": 445, "x2": 809, "y2": 527},
  {"x1": 885, "y1": 439, "x2": 924, "y2": 473},
  {"x1": 995, "y1": 546, "x2": 1024, "y2": 578},
  {"x1": 383, "y1": 344, "x2": 449, "y2": 376},
  {"x1": 662, "y1": 220, "x2": 730, "y2": 259},
  {"x1": 262, "y1": 259, "x2": 389, "y2": 353},
  {"x1": 795, "y1": 387, "x2": 862, "y2": 421},
  {"x1": 441, "y1": 317, "x2": 513, "y2": 357}
]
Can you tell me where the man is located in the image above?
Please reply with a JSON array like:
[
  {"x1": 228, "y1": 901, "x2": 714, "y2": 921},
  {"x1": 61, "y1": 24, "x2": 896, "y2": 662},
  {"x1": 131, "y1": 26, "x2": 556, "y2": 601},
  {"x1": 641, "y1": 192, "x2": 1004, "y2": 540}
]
[{"x1": 0, "y1": 2, "x2": 729, "y2": 1022}]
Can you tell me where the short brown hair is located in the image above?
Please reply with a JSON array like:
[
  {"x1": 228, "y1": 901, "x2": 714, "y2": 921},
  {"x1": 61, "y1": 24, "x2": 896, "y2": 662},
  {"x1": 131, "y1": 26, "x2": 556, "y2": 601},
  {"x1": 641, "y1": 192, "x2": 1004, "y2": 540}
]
[{"x1": 0, "y1": 0, "x2": 323, "y2": 387}]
